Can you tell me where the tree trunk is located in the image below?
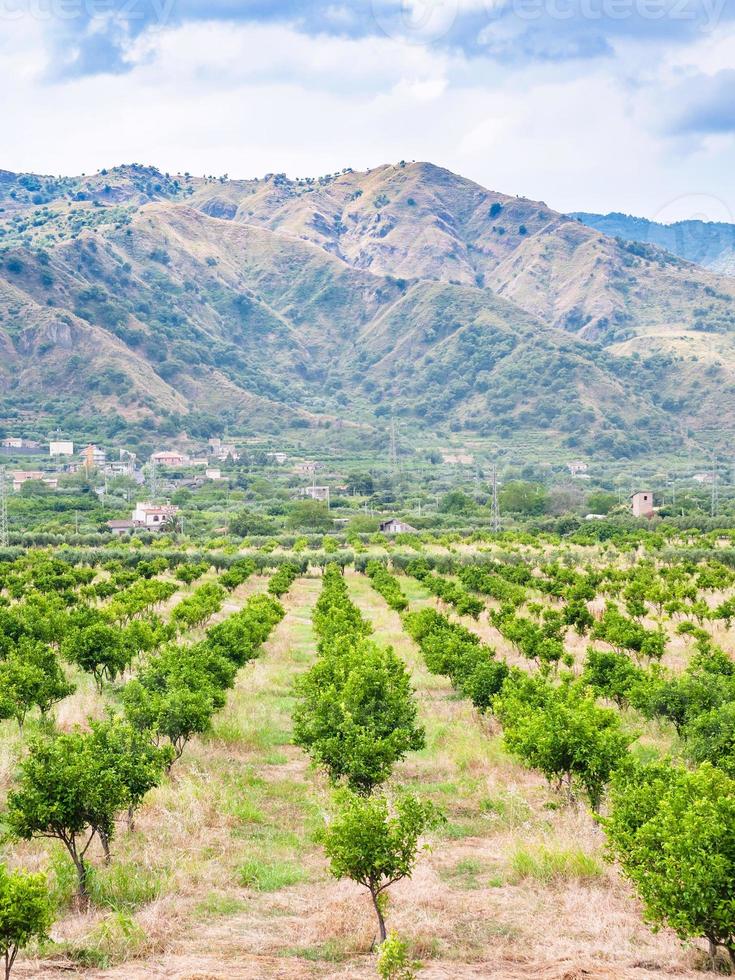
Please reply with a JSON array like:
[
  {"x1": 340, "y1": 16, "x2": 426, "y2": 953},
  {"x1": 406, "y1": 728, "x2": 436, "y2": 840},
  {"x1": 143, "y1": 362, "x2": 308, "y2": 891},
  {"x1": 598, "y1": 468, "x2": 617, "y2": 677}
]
[
  {"x1": 99, "y1": 829, "x2": 111, "y2": 865},
  {"x1": 127, "y1": 804, "x2": 135, "y2": 832},
  {"x1": 370, "y1": 889, "x2": 387, "y2": 945},
  {"x1": 72, "y1": 853, "x2": 90, "y2": 909}
]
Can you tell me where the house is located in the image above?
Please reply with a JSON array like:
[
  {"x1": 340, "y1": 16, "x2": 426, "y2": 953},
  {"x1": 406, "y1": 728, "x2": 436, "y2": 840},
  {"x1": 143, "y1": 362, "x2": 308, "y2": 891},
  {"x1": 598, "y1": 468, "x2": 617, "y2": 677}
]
[
  {"x1": 568, "y1": 460, "x2": 589, "y2": 477},
  {"x1": 693, "y1": 472, "x2": 714, "y2": 484},
  {"x1": 442, "y1": 453, "x2": 474, "y2": 466},
  {"x1": 379, "y1": 518, "x2": 418, "y2": 534},
  {"x1": 80, "y1": 444, "x2": 106, "y2": 469},
  {"x1": 210, "y1": 441, "x2": 238, "y2": 461},
  {"x1": 107, "y1": 519, "x2": 135, "y2": 536},
  {"x1": 104, "y1": 460, "x2": 135, "y2": 478},
  {"x1": 631, "y1": 490, "x2": 655, "y2": 519},
  {"x1": 300, "y1": 486, "x2": 330, "y2": 503},
  {"x1": 269, "y1": 452, "x2": 288, "y2": 465},
  {"x1": 3, "y1": 438, "x2": 40, "y2": 451},
  {"x1": 205, "y1": 467, "x2": 223, "y2": 480},
  {"x1": 49, "y1": 440, "x2": 74, "y2": 457},
  {"x1": 131, "y1": 502, "x2": 179, "y2": 529},
  {"x1": 11, "y1": 471, "x2": 58, "y2": 492},
  {"x1": 150, "y1": 451, "x2": 188, "y2": 467},
  {"x1": 293, "y1": 461, "x2": 317, "y2": 476}
]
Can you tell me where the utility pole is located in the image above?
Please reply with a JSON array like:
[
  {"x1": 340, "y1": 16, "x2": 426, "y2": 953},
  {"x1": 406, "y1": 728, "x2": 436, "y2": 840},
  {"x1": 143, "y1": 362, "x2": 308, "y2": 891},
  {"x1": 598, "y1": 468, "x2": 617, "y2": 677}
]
[
  {"x1": 712, "y1": 450, "x2": 718, "y2": 518},
  {"x1": 491, "y1": 462, "x2": 500, "y2": 533},
  {"x1": 0, "y1": 467, "x2": 8, "y2": 548},
  {"x1": 388, "y1": 419, "x2": 397, "y2": 469}
]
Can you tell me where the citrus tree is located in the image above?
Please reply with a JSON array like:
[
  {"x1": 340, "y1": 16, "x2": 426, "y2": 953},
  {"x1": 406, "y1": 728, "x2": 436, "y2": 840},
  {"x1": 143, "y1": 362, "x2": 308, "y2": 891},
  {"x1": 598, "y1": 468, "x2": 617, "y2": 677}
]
[{"x1": 0, "y1": 864, "x2": 54, "y2": 980}]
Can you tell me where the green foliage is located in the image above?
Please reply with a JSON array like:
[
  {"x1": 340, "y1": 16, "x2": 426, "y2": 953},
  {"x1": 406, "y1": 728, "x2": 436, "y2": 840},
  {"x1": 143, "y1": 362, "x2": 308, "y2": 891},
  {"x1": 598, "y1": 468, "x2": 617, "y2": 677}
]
[
  {"x1": 320, "y1": 791, "x2": 444, "y2": 942},
  {"x1": 496, "y1": 677, "x2": 633, "y2": 809},
  {"x1": 286, "y1": 500, "x2": 333, "y2": 532},
  {"x1": 581, "y1": 648, "x2": 644, "y2": 708},
  {"x1": 61, "y1": 622, "x2": 128, "y2": 688},
  {"x1": 403, "y1": 607, "x2": 507, "y2": 710},
  {"x1": 0, "y1": 639, "x2": 74, "y2": 728},
  {"x1": 170, "y1": 582, "x2": 225, "y2": 632},
  {"x1": 5, "y1": 727, "x2": 163, "y2": 901},
  {"x1": 591, "y1": 603, "x2": 666, "y2": 662},
  {"x1": 228, "y1": 509, "x2": 276, "y2": 537},
  {"x1": 377, "y1": 932, "x2": 417, "y2": 980},
  {"x1": 365, "y1": 561, "x2": 408, "y2": 612},
  {"x1": 438, "y1": 491, "x2": 476, "y2": 516},
  {"x1": 267, "y1": 562, "x2": 300, "y2": 597},
  {"x1": 406, "y1": 560, "x2": 483, "y2": 618},
  {"x1": 499, "y1": 481, "x2": 548, "y2": 516},
  {"x1": 603, "y1": 762, "x2": 735, "y2": 963},
  {"x1": 0, "y1": 864, "x2": 54, "y2": 979},
  {"x1": 293, "y1": 636, "x2": 425, "y2": 793}
]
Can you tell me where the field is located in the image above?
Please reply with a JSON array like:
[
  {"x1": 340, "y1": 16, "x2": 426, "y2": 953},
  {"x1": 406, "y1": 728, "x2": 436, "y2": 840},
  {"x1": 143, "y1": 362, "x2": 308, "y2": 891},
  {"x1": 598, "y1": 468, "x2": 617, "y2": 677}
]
[{"x1": 2, "y1": 529, "x2": 735, "y2": 978}]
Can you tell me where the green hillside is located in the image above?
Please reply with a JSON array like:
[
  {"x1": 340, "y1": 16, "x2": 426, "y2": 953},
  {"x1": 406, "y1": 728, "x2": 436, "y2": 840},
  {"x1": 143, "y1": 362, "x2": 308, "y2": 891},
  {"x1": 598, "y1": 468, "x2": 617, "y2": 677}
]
[{"x1": 1, "y1": 161, "x2": 734, "y2": 458}]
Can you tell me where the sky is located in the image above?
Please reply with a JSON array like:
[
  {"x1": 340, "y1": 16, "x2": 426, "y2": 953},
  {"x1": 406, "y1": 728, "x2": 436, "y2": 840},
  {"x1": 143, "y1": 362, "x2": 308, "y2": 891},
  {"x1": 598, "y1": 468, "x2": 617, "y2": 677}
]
[{"x1": 2, "y1": 0, "x2": 735, "y2": 219}]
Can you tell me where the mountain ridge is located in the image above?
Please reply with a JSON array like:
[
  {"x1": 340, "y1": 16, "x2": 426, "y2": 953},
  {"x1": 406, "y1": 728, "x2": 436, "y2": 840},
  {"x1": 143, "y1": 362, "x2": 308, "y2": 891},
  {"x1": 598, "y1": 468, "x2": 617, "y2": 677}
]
[{"x1": 1, "y1": 161, "x2": 734, "y2": 458}]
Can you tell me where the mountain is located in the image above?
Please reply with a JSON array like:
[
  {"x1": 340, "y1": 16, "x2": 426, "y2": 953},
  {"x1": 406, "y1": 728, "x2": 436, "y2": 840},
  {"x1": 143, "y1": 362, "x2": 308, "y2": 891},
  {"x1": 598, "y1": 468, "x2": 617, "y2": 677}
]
[
  {"x1": 573, "y1": 211, "x2": 735, "y2": 276},
  {"x1": 1, "y1": 161, "x2": 734, "y2": 459}
]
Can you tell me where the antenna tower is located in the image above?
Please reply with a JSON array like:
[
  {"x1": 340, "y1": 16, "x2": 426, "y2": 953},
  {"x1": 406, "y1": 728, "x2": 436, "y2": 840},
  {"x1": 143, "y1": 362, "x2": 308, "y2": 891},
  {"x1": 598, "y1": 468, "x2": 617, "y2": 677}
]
[
  {"x1": 389, "y1": 419, "x2": 398, "y2": 468},
  {"x1": 0, "y1": 468, "x2": 8, "y2": 548},
  {"x1": 491, "y1": 462, "x2": 500, "y2": 533}
]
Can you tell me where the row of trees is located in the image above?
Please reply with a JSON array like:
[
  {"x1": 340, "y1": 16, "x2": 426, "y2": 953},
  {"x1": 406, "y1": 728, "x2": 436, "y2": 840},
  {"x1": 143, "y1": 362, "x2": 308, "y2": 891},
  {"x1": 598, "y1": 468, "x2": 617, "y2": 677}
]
[
  {"x1": 0, "y1": 569, "x2": 292, "y2": 975},
  {"x1": 401, "y1": 556, "x2": 735, "y2": 965},
  {"x1": 294, "y1": 565, "x2": 440, "y2": 947},
  {"x1": 405, "y1": 559, "x2": 483, "y2": 619}
]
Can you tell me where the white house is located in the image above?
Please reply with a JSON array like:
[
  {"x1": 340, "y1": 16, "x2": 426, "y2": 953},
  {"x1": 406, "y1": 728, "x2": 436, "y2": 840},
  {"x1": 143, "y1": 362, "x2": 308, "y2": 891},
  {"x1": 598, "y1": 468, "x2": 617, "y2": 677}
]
[
  {"x1": 49, "y1": 440, "x2": 74, "y2": 457},
  {"x1": 300, "y1": 485, "x2": 330, "y2": 503},
  {"x1": 132, "y1": 502, "x2": 179, "y2": 529},
  {"x1": 205, "y1": 467, "x2": 223, "y2": 480}
]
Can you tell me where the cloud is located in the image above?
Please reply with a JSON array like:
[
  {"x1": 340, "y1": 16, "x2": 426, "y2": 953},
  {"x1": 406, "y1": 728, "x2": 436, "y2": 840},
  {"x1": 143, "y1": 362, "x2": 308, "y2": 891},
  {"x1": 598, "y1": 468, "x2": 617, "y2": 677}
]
[
  {"x1": 667, "y1": 68, "x2": 735, "y2": 133},
  {"x1": 14, "y1": 0, "x2": 734, "y2": 80}
]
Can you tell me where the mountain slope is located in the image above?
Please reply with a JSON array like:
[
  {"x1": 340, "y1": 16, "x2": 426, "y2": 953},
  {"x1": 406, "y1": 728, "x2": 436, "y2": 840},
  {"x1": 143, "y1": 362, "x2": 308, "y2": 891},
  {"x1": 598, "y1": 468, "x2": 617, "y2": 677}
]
[
  {"x1": 1, "y1": 162, "x2": 734, "y2": 457},
  {"x1": 573, "y1": 211, "x2": 735, "y2": 276}
]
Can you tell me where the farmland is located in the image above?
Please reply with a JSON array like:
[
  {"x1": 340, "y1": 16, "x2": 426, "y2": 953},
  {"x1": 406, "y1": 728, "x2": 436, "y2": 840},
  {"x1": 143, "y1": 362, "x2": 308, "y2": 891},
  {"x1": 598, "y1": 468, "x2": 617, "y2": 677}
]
[{"x1": 2, "y1": 526, "x2": 735, "y2": 978}]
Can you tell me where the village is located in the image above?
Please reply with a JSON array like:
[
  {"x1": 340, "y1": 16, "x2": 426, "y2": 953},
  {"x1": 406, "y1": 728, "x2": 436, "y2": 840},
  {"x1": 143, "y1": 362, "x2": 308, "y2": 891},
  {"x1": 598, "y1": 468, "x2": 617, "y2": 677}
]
[{"x1": 0, "y1": 431, "x2": 722, "y2": 543}]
